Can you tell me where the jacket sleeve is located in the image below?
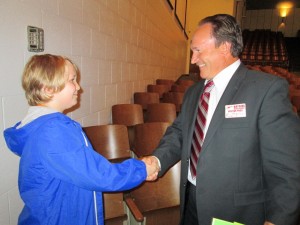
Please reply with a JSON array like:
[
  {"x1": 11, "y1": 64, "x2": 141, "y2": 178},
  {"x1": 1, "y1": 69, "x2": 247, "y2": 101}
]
[
  {"x1": 152, "y1": 83, "x2": 201, "y2": 176},
  {"x1": 259, "y1": 78, "x2": 300, "y2": 224},
  {"x1": 153, "y1": 112, "x2": 183, "y2": 175},
  {"x1": 36, "y1": 120, "x2": 146, "y2": 192}
]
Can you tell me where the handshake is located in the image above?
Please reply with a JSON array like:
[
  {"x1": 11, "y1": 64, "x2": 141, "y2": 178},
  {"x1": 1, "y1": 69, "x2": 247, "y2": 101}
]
[{"x1": 141, "y1": 156, "x2": 160, "y2": 181}]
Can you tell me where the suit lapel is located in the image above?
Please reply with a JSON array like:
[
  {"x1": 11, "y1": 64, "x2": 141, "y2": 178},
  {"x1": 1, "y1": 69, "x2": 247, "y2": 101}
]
[{"x1": 201, "y1": 64, "x2": 248, "y2": 151}]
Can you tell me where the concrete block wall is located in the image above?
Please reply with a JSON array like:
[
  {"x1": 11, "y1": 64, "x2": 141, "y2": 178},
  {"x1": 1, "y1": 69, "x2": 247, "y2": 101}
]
[{"x1": 0, "y1": 0, "x2": 187, "y2": 224}]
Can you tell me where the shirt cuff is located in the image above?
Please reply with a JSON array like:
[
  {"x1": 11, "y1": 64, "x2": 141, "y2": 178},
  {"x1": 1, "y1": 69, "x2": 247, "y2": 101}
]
[{"x1": 152, "y1": 156, "x2": 161, "y2": 171}]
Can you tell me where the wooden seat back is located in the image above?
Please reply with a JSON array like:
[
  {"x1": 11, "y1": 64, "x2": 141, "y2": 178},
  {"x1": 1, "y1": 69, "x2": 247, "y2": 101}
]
[
  {"x1": 125, "y1": 162, "x2": 181, "y2": 225},
  {"x1": 112, "y1": 103, "x2": 144, "y2": 126},
  {"x1": 83, "y1": 124, "x2": 132, "y2": 225},
  {"x1": 156, "y1": 79, "x2": 175, "y2": 91},
  {"x1": 162, "y1": 92, "x2": 184, "y2": 112},
  {"x1": 147, "y1": 84, "x2": 170, "y2": 98},
  {"x1": 133, "y1": 122, "x2": 170, "y2": 157},
  {"x1": 134, "y1": 92, "x2": 160, "y2": 110},
  {"x1": 145, "y1": 103, "x2": 177, "y2": 123},
  {"x1": 83, "y1": 124, "x2": 131, "y2": 162}
]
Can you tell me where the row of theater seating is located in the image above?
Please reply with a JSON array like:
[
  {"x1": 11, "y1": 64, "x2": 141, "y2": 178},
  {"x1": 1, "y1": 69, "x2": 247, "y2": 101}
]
[
  {"x1": 246, "y1": 65, "x2": 300, "y2": 115},
  {"x1": 82, "y1": 78, "x2": 195, "y2": 225},
  {"x1": 241, "y1": 29, "x2": 289, "y2": 68},
  {"x1": 144, "y1": 69, "x2": 300, "y2": 116},
  {"x1": 135, "y1": 78, "x2": 195, "y2": 113}
]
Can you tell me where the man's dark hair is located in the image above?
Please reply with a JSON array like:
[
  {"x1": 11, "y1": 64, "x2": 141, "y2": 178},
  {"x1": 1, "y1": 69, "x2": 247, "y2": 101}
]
[{"x1": 199, "y1": 14, "x2": 243, "y2": 57}]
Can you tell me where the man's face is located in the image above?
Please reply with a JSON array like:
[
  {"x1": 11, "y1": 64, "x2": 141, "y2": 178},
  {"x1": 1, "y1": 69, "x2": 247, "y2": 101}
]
[{"x1": 190, "y1": 23, "x2": 227, "y2": 80}]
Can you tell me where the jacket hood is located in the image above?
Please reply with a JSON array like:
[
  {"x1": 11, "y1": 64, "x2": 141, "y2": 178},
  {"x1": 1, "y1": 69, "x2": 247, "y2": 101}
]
[{"x1": 3, "y1": 112, "x2": 66, "y2": 157}]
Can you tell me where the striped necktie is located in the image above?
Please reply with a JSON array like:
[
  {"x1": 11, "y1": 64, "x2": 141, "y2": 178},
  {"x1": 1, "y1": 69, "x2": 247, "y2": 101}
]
[{"x1": 190, "y1": 80, "x2": 214, "y2": 179}]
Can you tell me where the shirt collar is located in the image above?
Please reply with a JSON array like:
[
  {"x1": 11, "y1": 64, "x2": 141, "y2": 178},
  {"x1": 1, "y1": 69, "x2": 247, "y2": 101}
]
[{"x1": 209, "y1": 59, "x2": 241, "y2": 94}]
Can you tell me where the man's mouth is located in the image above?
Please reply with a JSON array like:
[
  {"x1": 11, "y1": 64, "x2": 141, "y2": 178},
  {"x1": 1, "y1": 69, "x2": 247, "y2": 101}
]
[{"x1": 198, "y1": 63, "x2": 206, "y2": 68}]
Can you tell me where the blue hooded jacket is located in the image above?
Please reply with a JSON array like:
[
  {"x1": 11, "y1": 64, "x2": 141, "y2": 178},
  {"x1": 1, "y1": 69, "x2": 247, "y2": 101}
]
[{"x1": 4, "y1": 112, "x2": 146, "y2": 225}]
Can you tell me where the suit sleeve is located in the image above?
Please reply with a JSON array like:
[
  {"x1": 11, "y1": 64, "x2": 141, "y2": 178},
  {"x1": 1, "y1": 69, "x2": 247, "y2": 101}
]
[
  {"x1": 153, "y1": 113, "x2": 183, "y2": 175},
  {"x1": 259, "y1": 78, "x2": 300, "y2": 224},
  {"x1": 152, "y1": 85, "x2": 197, "y2": 175}
]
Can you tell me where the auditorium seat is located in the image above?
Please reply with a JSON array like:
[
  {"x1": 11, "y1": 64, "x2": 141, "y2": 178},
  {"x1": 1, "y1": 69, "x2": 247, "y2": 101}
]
[
  {"x1": 170, "y1": 84, "x2": 190, "y2": 93},
  {"x1": 177, "y1": 79, "x2": 195, "y2": 87},
  {"x1": 125, "y1": 162, "x2": 181, "y2": 225},
  {"x1": 134, "y1": 92, "x2": 160, "y2": 111},
  {"x1": 147, "y1": 84, "x2": 170, "y2": 99},
  {"x1": 241, "y1": 29, "x2": 289, "y2": 68},
  {"x1": 145, "y1": 103, "x2": 177, "y2": 123},
  {"x1": 162, "y1": 92, "x2": 184, "y2": 113},
  {"x1": 125, "y1": 121, "x2": 180, "y2": 225},
  {"x1": 156, "y1": 79, "x2": 175, "y2": 91},
  {"x1": 112, "y1": 103, "x2": 144, "y2": 150},
  {"x1": 133, "y1": 122, "x2": 170, "y2": 157},
  {"x1": 103, "y1": 192, "x2": 128, "y2": 225},
  {"x1": 83, "y1": 124, "x2": 133, "y2": 225},
  {"x1": 83, "y1": 124, "x2": 132, "y2": 162}
]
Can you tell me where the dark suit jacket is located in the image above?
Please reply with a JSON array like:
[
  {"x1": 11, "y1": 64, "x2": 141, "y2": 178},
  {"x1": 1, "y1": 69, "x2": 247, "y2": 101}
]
[{"x1": 153, "y1": 64, "x2": 300, "y2": 225}]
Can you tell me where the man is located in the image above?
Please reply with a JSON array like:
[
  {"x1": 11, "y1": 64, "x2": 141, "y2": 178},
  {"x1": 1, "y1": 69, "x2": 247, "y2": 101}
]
[{"x1": 144, "y1": 14, "x2": 300, "y2": 225}]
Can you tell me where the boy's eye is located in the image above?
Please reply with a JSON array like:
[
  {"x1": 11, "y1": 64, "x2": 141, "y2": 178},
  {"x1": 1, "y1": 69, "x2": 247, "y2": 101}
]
[{"x1": 70, "y1": 76, "x2": 77, "y2": 82}]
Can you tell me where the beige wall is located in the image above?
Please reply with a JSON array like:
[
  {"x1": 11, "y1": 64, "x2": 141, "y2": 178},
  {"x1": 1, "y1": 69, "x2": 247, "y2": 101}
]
[
  {"x1": 0, "y1": 0, "x2": 187, "y2": 224},
  {"x1": 185, "y1": 0, "x2": 235, "y2": 72},
  {"x1": 187, "y1": 0, "x2": 235, "y2": 36}
]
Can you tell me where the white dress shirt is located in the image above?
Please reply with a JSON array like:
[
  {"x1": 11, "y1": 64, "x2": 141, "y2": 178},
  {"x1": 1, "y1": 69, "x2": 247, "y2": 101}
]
[{"x1": 188, "y1": 59, "x2": 241, "y2": 185}]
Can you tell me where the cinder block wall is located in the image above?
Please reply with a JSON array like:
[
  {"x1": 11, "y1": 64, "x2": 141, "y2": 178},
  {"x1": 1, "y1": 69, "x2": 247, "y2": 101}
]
[{"x1": 0, "y1": 0, "x2": 187, "y2": 224}]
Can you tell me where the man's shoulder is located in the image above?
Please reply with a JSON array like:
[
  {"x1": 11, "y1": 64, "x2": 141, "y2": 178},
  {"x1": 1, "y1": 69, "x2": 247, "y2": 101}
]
[{"x1": 244, "y1": 68, "x2": 285, "y2": 84}]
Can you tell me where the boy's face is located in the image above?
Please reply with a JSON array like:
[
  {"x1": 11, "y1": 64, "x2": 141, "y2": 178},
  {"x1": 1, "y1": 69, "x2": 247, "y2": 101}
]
[{"x1": 50, "y1": 60, "x2": 80, "y2": 112}]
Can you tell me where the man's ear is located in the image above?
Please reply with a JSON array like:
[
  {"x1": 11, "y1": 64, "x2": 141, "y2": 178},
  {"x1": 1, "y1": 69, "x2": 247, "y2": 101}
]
[{"x1": 220, "y1": 41, "x2": 231, "y2": 55}]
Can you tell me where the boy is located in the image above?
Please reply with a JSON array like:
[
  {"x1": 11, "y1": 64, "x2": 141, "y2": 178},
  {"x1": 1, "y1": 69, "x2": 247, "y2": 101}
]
[{"x1": 4, "y1": 54, "x2": 156, "y2": 225}]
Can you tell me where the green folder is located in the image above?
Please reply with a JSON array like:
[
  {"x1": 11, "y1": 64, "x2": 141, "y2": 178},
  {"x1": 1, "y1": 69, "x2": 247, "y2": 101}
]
[{"x1": 212, "y1": 218, "x2": 244, "y2": 225}]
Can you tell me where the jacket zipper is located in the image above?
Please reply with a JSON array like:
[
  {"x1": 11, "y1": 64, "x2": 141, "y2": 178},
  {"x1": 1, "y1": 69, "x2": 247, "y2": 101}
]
[{"x1": 81, "y1": 131, "x2": 99, "y2": 225}]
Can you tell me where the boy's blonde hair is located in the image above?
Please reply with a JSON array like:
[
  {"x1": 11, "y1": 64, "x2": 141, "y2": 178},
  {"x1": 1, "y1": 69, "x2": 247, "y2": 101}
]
[{"x1": 22, "y1": 54, "x2": 79, "y2": 106}]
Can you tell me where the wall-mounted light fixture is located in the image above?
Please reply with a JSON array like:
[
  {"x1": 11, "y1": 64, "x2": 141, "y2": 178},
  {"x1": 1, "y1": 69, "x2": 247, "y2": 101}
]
[
  {"x1": 276, "y1": 1, "x2": 294, "y2": 31},
  {"x1": 277, "y1": 1, "x2": 294, "y2": 23}
]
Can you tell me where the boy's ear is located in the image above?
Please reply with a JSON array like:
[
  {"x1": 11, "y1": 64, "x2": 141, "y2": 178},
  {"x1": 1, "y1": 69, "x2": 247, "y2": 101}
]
[
  {"x1": 43, "y1": 87, "x2": 51, "y2": 94},
  {"x1": 43, "y1": 87, "x2": 54, "y2": 96}
]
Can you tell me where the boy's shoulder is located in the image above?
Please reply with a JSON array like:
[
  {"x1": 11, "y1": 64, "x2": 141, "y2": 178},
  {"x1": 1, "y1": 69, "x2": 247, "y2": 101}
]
[
  {"x1": 37, "y1": 112, "x2": 78, "y2": 128},
  {"x1": 20, "y1": 112, "x2": 77, "y2": 135}
]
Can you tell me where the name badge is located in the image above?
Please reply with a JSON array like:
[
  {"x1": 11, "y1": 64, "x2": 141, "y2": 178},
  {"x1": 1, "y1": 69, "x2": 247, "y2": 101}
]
[{"x1": 225, "y1": 103, "x2": 246, "y2": 118}]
